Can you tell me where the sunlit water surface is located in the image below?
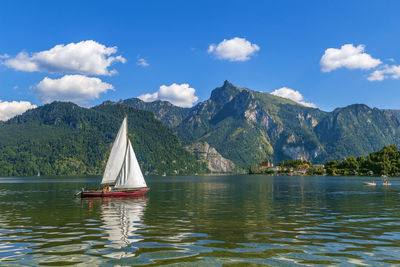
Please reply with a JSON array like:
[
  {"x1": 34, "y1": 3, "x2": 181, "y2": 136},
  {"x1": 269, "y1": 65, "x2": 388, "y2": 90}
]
[{"x1": 0, "y1": 175, "x2": 399, "y2": 266}]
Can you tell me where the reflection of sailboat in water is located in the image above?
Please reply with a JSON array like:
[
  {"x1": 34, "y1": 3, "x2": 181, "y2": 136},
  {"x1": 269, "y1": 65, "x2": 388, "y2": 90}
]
[{"x1": 101, "y1": 198, "x2": 147, "y2": 258}]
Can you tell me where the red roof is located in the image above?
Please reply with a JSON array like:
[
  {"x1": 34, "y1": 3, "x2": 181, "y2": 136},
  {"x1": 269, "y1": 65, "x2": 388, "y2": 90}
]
[{"x1": 259, "y1": 161, "x2": 271, "y2": 167}]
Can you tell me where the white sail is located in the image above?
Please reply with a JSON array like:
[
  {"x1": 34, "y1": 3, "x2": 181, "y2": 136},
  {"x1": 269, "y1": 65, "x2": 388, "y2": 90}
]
[
  {"x1": 115, "y1": 139, "x2": 147, "y2": 189},
  {"x1": 101, "y1": 118, "x2": 128, "y2": 184}
]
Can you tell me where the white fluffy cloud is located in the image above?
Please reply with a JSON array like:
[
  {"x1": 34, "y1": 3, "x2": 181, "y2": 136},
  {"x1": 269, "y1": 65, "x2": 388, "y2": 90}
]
[
  {"x1": 35, "y1": 75, "x2": 114, "y2": 105},
  {"x1": 3, "y1": 40, "x2": 126, "y2": 75},
  {"x1": 138, "y1": 83, "x2": 198, "y2": 107},
  {"x1": 208, "y1": 37, "x2": 260, "y2": 62},
  {"x1": 368, "y1": 64, "x2": 400, "y2": 81},
  {"x1": 271, "y1": 87, "x2": 316, "y2": 108},
  {"x1": 320, "y1": 44, "x2": 381, "y2": 72},
  {"x1": 137, "y1": 58, "x2": 149, "y2": 67},
  {"x1": 0, "y1": 100, "x2": 37, "y2": 121}
]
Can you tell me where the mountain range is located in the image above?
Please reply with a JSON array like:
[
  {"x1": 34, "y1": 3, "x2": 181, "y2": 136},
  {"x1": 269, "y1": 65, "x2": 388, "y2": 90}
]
[
  {"x1": 119, "y1": 81, "x2": 400, "y2": 169},
  {"x1": 1, "y1": 80, "x2": 400, "y2": 176}
]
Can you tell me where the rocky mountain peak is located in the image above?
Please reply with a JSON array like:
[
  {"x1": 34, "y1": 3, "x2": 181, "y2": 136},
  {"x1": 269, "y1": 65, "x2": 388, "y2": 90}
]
[
  {"x1": 210, "y1": 80, "x2": 242, "y2": 105},
  {"x1": 223, "y1": 80, "x2": 233, "y2": 87}
]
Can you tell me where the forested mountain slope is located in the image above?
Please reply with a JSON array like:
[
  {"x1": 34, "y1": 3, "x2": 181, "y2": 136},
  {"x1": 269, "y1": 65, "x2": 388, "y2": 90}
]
[{"x1": 0, "y1": 102, "x2": 206, "y2": 176}]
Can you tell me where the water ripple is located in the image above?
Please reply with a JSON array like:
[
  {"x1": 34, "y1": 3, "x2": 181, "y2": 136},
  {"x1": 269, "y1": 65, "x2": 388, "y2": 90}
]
[{"x1": 0, "y1": 176, "x2": 399, "y2": 265}]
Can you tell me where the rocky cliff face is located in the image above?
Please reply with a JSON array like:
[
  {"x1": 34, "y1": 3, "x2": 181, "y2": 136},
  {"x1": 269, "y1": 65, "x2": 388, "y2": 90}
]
[{"x1": 185, "y1": 142, "x2": 237, "y2": 173}]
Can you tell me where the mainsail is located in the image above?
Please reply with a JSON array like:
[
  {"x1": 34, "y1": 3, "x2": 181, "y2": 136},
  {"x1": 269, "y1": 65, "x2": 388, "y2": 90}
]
[
  {"x1": 101, "y1": 118, "x2": 128, "y2": 184},
  {"x1": 102, "y1": 117, "x2": 147, "y2": 189},
  {"x1": 115, "y1": 139, "x2": 147, "y2": 189}
]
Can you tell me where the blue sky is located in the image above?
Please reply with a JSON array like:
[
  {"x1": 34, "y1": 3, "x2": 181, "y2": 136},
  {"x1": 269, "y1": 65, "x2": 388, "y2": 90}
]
[{"x1": 1, "y1": 0, "x2": 400, "y2": 119}]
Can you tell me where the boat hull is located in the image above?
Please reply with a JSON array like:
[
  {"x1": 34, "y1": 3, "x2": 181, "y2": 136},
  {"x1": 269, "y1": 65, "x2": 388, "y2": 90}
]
[{"x1": 81, "y1": 188, "x2": 149, "y2": 198}]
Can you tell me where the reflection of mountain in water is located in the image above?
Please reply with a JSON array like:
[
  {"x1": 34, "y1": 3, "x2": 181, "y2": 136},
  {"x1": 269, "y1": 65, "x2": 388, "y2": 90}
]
[{"x1": 101, "y1": 198, "x2": 147, "y2": 253}]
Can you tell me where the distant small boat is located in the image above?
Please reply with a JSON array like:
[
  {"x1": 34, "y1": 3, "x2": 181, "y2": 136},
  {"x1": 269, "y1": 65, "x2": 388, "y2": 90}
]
[
  {"x1": 383, "y1": 177, "x2": 391, "y2": 186},
  {"x1": 80, "y1": 117, "x2": 149, "y2": 197},
  {"x1": 363, "y1": 181, "x2": 376, "y2": 186}
]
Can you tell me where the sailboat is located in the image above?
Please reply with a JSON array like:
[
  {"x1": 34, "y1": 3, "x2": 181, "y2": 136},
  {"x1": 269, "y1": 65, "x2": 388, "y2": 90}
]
[
  {"x1": 81, "y1": 117, "x2": 149, "y2": 197},
  {"x1": 363, "y1": 180, "x2": 376, "y2": 186}
]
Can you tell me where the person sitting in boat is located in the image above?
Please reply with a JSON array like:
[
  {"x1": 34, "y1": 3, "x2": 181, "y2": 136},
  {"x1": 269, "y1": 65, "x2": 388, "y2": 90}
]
[
  {"x1": 383, "y1": 178, "x2": 391, "y2": 185},
  {"x1": 102, "y1": 185, "x2": 108, "y2": 193}
]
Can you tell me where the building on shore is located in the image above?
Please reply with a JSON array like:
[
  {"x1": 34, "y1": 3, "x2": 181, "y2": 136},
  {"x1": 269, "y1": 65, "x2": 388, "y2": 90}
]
[
  {"x1": 259, "y1": 161, "x2": 273, "y2": 169},
  {"x1": 251, "y1": 160, "x2": 325, "y2": 175}
]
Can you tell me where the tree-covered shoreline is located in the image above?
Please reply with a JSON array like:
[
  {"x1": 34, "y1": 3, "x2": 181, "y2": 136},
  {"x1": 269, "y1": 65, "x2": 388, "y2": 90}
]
[
  {"x1": 250, "y1": 145, "x2": 400, "y2": 177},
  {"x1": 325, "y1": 145, "x2": 400, "y2": 177}
]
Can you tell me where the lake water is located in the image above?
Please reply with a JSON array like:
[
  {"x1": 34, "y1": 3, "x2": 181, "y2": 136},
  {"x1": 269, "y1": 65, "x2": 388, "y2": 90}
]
[{"x1": 0, "y1": 175, "x2": 399, "y2": 266}]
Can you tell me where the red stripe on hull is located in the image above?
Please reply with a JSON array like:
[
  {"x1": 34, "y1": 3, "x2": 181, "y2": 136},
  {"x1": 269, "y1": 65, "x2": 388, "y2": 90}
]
[{"x1": 81, "y1": 188, "x2": 149, "y2": 198}]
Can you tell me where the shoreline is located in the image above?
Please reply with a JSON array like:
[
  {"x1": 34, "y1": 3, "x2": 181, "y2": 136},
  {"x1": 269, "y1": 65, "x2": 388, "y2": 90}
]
[{"x1": 0, "y1": 173, "x2": 398, "y2": 179}]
